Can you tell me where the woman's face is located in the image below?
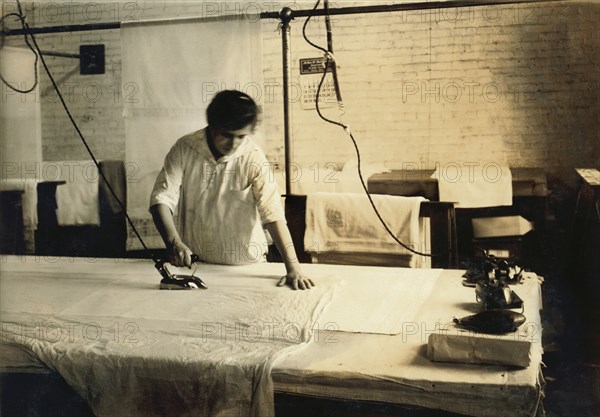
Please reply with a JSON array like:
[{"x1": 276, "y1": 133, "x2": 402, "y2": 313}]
[{"x1": 211, "y1": 125, "x2": 254, "y2": 156}]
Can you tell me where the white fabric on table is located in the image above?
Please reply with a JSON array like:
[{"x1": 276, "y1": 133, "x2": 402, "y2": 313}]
[
  {"x1": 304, "y1": 192, "x2": 427, "y2": 268},
  {"x1": 0, "y1": 259, "x2": 336, "y2": 417},
  {"x1": 1, "y1": 258, "x2": 545, "y2": 417},
  {"x1": 319, "y1": 267, "x2": 443, "y2": 334},
  {"x1": 270, "y1": 268, "x2": 544, "y2": 417}
]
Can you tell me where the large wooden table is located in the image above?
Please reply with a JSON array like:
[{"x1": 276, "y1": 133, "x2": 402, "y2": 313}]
[{"x1": 0, "y1": 256, "x2": 543, "y2": 416}]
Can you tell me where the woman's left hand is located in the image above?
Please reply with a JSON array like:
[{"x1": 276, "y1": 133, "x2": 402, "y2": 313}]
[{"x1": 277, "y1": 271, "x2": 315, "y2": 290}]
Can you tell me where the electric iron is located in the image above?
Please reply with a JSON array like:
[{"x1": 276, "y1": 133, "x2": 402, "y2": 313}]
[
  {"x1": 453, "y1": 309, "x2": 526, "y2": 334},
  {"x1": 155, "y1": 254, "x2": 208, "y2": 290}
]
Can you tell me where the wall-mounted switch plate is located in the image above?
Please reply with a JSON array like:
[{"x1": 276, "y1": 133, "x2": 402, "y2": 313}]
[{"x1": 80, "y1": 44, "x2": 105, "y2": 75}]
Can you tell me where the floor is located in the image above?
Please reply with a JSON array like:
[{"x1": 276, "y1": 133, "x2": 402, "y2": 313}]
[
  {"x1": 539, "y1": 279, "x2": 600, "y2": 417},
  {"x1": 528, "y1": 195, "x2": 600, "y2": 417}
]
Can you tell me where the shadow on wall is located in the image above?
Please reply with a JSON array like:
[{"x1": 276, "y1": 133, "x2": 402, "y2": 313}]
[{"x1": 503, "y1": 1, "x2": 599, "y2": 185}]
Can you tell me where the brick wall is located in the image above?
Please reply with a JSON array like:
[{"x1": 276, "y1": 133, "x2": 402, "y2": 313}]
[
  {"x1": 2, "y1": 1, "x2": 126, "y2": 161},
  {"x1": 2, "y1": 1, "x2": 598, "y2": 185},
  {"x1": 273, "y1": 1, "x2": 600, "y2": 186}
]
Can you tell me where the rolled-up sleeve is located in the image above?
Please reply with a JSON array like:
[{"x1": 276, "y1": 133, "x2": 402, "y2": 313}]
[
  {"x1": 149, "y1": 139, "x2": 185, "y2": 214},
  {"x1": 248, "y1": 151, "x2": 285, "y2": 225}
]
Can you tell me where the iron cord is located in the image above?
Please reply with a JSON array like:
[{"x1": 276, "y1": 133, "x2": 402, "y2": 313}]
[
  {"x1": 6, "y1": 0, "x2": 450, "y2": 261},
  {"x1": 303, "y1": 0, "x2": 447, "y2": 259},
  {"x1": 9, "y1": 0, "x2": 159, "y2": 264},
  {"x1": 0, "y1": 10, "x2": 39, "y2": 93}
]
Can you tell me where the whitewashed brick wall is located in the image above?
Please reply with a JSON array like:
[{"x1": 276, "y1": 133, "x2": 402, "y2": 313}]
[{"x1": 3, "y1": 1, "x2": 598, "y2": 184}]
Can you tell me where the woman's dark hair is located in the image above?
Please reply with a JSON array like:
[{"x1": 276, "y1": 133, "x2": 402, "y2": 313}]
[{"x1": 206, "y1": 90, "x2": 259, "y2": 131}]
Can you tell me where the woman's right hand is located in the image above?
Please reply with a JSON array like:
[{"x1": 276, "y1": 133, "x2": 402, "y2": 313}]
[{"x1": 168, "y1": 238, "x2": 193, "y2": 268}]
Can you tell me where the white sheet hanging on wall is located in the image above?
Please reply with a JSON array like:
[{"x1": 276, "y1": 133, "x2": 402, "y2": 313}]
[
  {"x1": 121, "y1": 15, "x2": 264, "y2": 249},
  {"x1": 0, "y1": 47, "x2": 42, "y2": 252},
  {"x1": 0, "y1": 47, "x2": 42, "y2": 178}
]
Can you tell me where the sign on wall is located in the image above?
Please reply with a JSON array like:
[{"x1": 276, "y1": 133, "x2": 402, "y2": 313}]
[{"x1": 299, "y1": 57, "x2": 337, "y2": 110}]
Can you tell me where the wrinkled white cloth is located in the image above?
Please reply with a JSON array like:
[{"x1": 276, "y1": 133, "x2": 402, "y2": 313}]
[
  {"x1": 0, "y1": 259, "x2": 337, "y2": 417},
  {"x1": 304, "y1": 192, "x2": 427, "y2": 268},
  {"x1": 150, "y1": 129, "x2": 285, "y2": 265},
  {"x1": 433, "y1": 165, "x2": 512, "y2": 208}
]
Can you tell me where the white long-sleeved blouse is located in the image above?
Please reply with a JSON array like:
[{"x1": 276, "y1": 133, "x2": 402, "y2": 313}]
[{"x1": 150, "y1": 128, "x2": 285, "y2": 265}]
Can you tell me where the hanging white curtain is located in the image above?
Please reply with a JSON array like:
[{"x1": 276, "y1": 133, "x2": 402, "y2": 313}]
[
  {"x1": 0, "y1": 46, "x2": 42, "y2": 176},
  {"x1": 1, "y1": 46, "x2": 43, "y2": 252},
  {"x1": 121, "y1": 15, "x2": 264, "y2": 250}
]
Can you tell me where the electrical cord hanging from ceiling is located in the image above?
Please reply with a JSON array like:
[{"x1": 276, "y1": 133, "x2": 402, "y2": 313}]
[
  {"x1": 10, "y1": 0, "x2": 159, "y2": 263},
  {"x1": 0, "y1": 10, "x2": 39, "y2": 93},
  {"x1": 302, "y1": 0, "x2": 443, "y2": 259}
]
